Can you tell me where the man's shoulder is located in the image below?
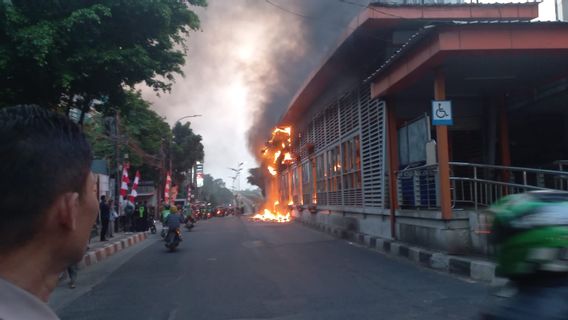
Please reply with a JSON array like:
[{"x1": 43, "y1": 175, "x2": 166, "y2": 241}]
[{"x1": 0, "y1": 278, "x2": 59, "y2": 320}]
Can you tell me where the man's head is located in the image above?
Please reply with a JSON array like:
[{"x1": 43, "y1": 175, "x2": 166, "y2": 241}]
[
  {"x1": 0, "y1": 106, "x2": 98, "y2": 264},
  {"x1": 101, "y1": 195, "x2": 106, "y2": 202}
]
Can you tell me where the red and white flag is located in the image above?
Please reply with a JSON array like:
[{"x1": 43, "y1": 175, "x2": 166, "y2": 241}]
[
  {"x1": 164, "y1": 172, "x2": 172, "y2": 203},
  {"x1": 128, "y1": 171, "x2": 141, "y2": 203},
  {"x1": 120, "y1": 163, "x2": 130, "y2": 198}
]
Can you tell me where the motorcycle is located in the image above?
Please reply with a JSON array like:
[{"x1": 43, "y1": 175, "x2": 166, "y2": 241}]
[
  {"x1": 160, "y1": 224, "x2": 168, "y2": 239},
  {"x1": 165, "y1": 228, "x2": 181, "y2": 251},
  {"x1": 185, "y1": 216, "x2": 196, "y2": 231},
  {"x1": 149, "y1": 219, "x2": 157, "y2": 234}
]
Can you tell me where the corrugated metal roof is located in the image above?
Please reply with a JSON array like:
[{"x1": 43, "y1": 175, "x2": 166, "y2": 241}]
[
  {"x1": 365, "y1": 20, "x2": 568, "y2": 84},
  {"x1": 369, "y1": 0, "x2": 541, "y2": 7}
]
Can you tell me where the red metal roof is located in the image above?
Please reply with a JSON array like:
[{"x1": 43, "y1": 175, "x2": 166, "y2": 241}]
[{"x1": 279, "y1": 2, "x2": 539, "y2": 125}]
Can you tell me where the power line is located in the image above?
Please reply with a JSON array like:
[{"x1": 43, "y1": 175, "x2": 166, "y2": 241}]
[
  {"x1": 339, "y1": 0, "x2": 409, "y2": 19},
  {"x1": 262, "y1": 0, "x2": 393, "y2": 43},
  {"x1": 264, "y1": 0, "x2": 317, "y2": 19}
]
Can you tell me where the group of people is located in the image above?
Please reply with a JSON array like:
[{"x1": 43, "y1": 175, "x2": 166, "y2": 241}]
[{"x1": 98, "y1": 197, "x2": 152, "y2": 242}]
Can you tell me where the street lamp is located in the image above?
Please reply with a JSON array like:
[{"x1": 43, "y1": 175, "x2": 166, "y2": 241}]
[{"x1": 228, "y1": 162, "x2": 244, "y2": 191}]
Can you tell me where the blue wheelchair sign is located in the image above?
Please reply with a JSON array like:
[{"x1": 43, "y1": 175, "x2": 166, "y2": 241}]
[{"x1": 432, "y1": 100, "x2": 453, "y2": 126}]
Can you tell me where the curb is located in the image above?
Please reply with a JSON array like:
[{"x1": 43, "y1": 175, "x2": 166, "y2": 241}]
[
  {"x1": 296, "y1": 219, "x2": 497, "y2": 283},
  {"x1": 78, "y1": 232, "x2": 148, "y2": 270}
]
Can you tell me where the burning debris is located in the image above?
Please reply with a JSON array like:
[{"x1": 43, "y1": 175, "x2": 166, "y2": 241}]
[{"x1": 251, "y1": 126, "x2": 295, "y2": 223}]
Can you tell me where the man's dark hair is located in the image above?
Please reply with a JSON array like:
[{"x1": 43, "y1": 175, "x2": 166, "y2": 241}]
[
  {"x1": 0, "y1": 105, "x2": 92, "y2": 252},
  {"x1": 101, "y1": 195, "x2": 106, "y2": 201}
]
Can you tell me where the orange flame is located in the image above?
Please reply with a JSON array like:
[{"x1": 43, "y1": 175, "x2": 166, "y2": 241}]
[
  {"x1": 282, "y1": 152, "x2": 293, "y2": 163},
  {"x1": 251, "y1": 200, "x2": 291, "y2": 223},
  {"x1": 267, "y1": 166, "x2": 277, "y2": 176},
  {"x1": 273, "y1": 127, "x2": 291, "y2": 135},
  {"x1": 273, "y1": 150, "x2": 282, "y2": 163}
]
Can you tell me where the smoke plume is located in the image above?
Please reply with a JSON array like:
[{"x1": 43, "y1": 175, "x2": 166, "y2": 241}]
[{"x1": 142, "y1": 0, "x2": 365, "y2": 187}]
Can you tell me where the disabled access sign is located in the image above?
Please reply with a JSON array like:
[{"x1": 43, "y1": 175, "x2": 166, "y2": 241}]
[{"x1": 432, "y1": 100, "x2": 453, "y2": 126}]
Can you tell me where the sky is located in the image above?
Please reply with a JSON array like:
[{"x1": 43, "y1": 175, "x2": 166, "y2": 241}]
[{"x1": 142, "y1": 0, "x2": 558, "y2": 190}]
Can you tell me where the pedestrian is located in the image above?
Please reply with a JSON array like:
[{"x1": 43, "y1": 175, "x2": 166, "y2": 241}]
[
  {"x1": 135, "y1": 202, "x2": 145, "y2": 231},
  {"x1": 67, "y1": 263, "x2": 79, "y2": 289},
  {"x1": 124, "y1": 199, "x2": 135, "y2": 232},
  {"x1": 142, "y1": 201, "x2": 149, "y2": 231},
  {"x1": 0, "y1": 105, "x2": 98, "y2": 319},
  {"x1": 100, "y1": 195, "x2": 110, "y2": 241},
  {"x1": 108, "y1": 200, "x2": 118, "y2": 238}
]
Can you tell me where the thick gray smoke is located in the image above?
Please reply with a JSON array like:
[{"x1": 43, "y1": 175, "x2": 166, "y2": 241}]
[
  {"x1": 245, "y1": 0, "x2": 366, "y2": 157},
  {"x1": 142, "y1": 0, "x2": 366, "y2": 187}
]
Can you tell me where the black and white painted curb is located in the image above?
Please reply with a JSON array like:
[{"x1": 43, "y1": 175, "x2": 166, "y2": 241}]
[
  {"x1": 78, "y1": 232, "x2": 148, "y2": 270},
  {"x1": 297, "y1": 219, "x2": 497, "y2": 283}
]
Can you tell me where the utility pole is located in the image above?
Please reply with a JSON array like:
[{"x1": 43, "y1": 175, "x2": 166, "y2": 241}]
[
  {"x1": 114, "y1": 111, "x2": 120, "y2": 206},
  {"x1": 170, "y1": 114, "x2": 202, "y2": 183}
]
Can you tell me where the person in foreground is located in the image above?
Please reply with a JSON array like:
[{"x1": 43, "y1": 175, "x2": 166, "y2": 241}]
[
  {"x1": 0, "y1": 105, "x2": 98, "y2": 320},
  {"x1": 482, "y1": 190, "x2": 568, "y2": 319}
]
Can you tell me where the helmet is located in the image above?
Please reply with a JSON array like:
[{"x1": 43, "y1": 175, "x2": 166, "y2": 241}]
[{"x1": 490, "y1": 191, "x2": 568, "y2": 278}]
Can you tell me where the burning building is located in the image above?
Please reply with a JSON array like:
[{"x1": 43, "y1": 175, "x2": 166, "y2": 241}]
[{"x1": 257, "y1": 1, "x2": 568, "y2": 254}]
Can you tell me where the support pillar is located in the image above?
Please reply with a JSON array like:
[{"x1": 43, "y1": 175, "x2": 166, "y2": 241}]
[
  {"x1": 387, "y1": 98, "x2": 399, "y2": 239},
  {"x1": 499, "y1": 96, "x2": 511, "y2": 183},
  {"x1": 435, "y1": 70, "x2": 452, "y2": 220}
]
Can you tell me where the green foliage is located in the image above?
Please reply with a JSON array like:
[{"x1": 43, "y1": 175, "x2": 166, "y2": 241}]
[
  {"x1": 247, "y1": 167, "x2": 266, "y2": 196},
  {"x1": 0, "y1": 0, "x2": 207, "y2": 111},
  {"x1": 172, "y1": 121, "x2": 204, "y2": 182},
  {"x1": 84, "y1": 90, "x2": 172, "y2": 182},
  {"x1": 199, "y1": 174, "x2": 234, "y2": 207}
]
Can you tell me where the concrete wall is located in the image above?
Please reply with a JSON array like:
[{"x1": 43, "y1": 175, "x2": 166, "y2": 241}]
[
  {"x1": 294, "y1": 207, "x2": 487, "y2": 255},
  {"x1": 395, "y1": 210, "x2": 470, "y2": 254}
]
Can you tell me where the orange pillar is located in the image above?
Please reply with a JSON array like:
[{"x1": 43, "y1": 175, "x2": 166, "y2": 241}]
[
  {"x1": 435, "y1": 70, "x2": 452, "y2": 220},
  {"x1": 499, "y1": 96, "x2": 511, "y2": 182},
  {"x1": 387, "y1": 98, "x2": 399, "y2": 239}
]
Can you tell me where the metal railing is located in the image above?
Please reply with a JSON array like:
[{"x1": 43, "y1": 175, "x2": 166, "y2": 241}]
[
  {"x1": 450, "y1": 162, "x2": 568, "y2": 210},
  {"x1": 396, "y1": 162, "x2": 568, "y2": 210}
]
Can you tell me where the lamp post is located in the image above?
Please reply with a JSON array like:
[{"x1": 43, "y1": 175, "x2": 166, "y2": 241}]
[{"x1": 229, "y1": 162, "x2": 244, "y2": 191}]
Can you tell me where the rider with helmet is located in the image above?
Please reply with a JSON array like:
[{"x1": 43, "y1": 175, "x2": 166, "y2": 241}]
[{"x1": 483, "y1": 190, "x2": 568, "y2": 319}]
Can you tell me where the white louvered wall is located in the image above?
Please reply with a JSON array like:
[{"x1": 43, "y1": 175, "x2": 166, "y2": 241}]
[{"x1": 359, "y1": 86, "x2": 387, "y2": 208}]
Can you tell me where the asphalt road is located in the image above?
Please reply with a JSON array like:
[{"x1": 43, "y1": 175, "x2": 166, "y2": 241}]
[{"x1": 56, "y1": 216, "x2": 494, "y2": 320}]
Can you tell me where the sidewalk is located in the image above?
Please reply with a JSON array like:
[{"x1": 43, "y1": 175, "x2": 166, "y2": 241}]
[
  {"x1": 297, "y1": 219, "x2": 502, "y2": 284},
  {"x1": 79, "y1": 231, "x2": 149, "y2": 269}
]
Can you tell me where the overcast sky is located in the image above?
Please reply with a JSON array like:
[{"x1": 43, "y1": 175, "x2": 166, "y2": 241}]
[{"x1": 142, "y1": 0, "x2": 557, "y2": 190}]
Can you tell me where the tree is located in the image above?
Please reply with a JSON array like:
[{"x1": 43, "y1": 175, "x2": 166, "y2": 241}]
[
  {"x1": 0, "y1": 0, "x2": 207, "y2": 116},
  {"x1": 84, "y1": 90, "x2": 171, "y2": 182},
  {"x1": 199, "y1": 174, "x2": 234, "y2": 207},
  {"x1": 172, "y1": 121, "x2": 204, "y2": 183},
  {"x1": 247, "y1": 167, "x2": 266, "y2": 196}
]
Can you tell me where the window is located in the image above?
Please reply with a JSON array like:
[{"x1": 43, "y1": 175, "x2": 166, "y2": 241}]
[
  {"x1": 301, "y1": 161, "x2": 311, "y2": 205},
  {"x1": 342, "y1": 136, "x2": 361, "y2": 190},
  {"x1": 326, "y1": 145, "x2": 342, "y2": 205}
]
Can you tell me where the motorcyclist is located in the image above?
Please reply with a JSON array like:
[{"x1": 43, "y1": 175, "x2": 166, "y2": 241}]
[
  {"x1": 161, "y1": 204, "x2": 171, "y2": 223},
  {"x1": 482, "y1": 191, "x2": 568, "y2": 319},
  {"x1": 164, "y1": 206, "x2": 185, "y2": 243}
]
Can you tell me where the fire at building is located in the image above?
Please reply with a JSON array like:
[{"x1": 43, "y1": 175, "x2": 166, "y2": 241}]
[{"x1": 251, "y1": 126, "x2": 294, "y2": 222}]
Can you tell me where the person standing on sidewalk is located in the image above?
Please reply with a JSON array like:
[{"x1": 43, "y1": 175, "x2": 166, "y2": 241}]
[
  {"x1": 66, "y1": 263, "x2": 79, "y2": 289},
  {"x1": 124, "y1": 199, "x2": 135, "y2": 232},
  {"x1": 0, "y1": 106, "x2": 98, "y2": 319},
  {"x1": 108, "y1": 199, "x2": 118, "y2": 238},
  {"x1": 99, "y1": 196, "x2": 110, "y2": 241}
]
